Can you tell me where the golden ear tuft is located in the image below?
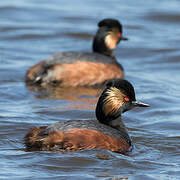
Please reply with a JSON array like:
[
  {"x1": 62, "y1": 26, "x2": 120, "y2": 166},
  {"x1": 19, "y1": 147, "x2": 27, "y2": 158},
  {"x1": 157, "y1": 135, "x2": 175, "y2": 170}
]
[{"x1": 103, "y1": 87, "x2": 126, "y2": 116}]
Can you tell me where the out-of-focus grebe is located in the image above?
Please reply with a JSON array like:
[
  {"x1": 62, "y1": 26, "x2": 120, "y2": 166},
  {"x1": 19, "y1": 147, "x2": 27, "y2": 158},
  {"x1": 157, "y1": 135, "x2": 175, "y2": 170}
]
[{"x1": 26, "y1": 18, "x2": 127, "y2": 87}]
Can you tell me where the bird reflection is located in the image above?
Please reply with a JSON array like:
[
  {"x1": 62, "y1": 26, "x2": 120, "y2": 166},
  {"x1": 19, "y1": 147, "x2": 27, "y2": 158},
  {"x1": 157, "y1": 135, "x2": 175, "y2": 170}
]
[{"x1": 26, "y1": 84, "x2": 103, "y2": 110}]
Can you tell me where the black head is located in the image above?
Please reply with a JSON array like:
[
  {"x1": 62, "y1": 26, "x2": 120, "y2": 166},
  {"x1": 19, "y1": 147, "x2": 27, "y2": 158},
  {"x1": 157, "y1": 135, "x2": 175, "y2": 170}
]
[
  {"x1": 98, "y1": 18, "x2": 128, "y2": 40},
  {"x1": 98, "y1": 18, "x2": 123, "y2": 33},
  {"x1": 93, "y1": 18, "x2": 128, "y2": 56},
  {"x1": 95, "y1": 79, "x2": 149, "y2": 125}
]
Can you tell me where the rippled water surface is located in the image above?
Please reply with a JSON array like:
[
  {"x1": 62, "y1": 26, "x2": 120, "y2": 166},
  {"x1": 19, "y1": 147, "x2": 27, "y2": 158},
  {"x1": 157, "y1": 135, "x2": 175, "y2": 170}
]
[{"x1": 0, "y1": 0, "x2": 180, "y2": 179}]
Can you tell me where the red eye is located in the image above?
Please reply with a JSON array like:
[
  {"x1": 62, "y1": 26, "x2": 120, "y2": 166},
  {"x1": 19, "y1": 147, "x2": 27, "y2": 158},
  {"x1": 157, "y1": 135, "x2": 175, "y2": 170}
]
[
  {"x1": 117, "y1": 33, "x2": 121, "y2": 38},
  {"x1": 124, "y1": 97, "x2": 129, "y2": 101}
]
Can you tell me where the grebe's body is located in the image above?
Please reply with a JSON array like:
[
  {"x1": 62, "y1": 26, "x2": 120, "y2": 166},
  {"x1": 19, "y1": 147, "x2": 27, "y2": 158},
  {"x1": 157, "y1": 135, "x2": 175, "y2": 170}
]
[
  {"x1": 25, "y1": 79, "x2": 149, "y2": 154},
  {"x1": 26, "y1": 19, "x2": 127, "y2": 87}
]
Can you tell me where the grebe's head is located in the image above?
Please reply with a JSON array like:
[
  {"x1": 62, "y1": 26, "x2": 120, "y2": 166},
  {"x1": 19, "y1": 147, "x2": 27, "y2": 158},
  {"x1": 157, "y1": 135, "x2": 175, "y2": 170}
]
[
  {"x1": 93, "y1": 18, "x2": 128, "y2": 56},
  {"x1": 98, "y1": 18, "x2": 128, "y2": 50},
  {"x1": 96, "y1": 79, "x2": 149, "y2": 124}
]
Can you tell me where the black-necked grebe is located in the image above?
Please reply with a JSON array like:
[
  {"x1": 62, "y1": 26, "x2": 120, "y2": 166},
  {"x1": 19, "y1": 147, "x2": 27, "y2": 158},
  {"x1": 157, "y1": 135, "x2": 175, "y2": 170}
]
[
  {"x1": 26, "y1": 18, "x2": 127, "y2": 87},
  {"x1": 24, "y1": 79, "x2": 149, "y2": 154}
]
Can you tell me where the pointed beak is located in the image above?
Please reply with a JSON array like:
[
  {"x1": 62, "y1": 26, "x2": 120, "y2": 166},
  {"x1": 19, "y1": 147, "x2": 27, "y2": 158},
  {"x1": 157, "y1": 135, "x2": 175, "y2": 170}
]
[
  {"x1": 132, "y1": 101, "x2": 150, "y2": 107},
  {"x1": 121, "y1": 36, "x2": 128, "y2": 41}
]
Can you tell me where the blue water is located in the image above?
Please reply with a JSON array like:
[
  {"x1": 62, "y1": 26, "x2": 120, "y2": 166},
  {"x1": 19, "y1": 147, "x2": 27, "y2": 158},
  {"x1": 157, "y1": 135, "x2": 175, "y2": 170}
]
[{"x1": 0, "y1": 0, "x2": 180, "y2": 179}]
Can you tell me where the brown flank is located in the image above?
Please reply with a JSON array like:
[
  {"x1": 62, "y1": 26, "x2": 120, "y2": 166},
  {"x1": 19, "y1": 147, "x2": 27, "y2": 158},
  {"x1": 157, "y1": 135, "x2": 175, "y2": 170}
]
[
  {"x1": 24, "y1": 128, "x2": 129, "y2": 154},
  {"x1": 26, "y1": 61, "x2": 123, "y2": 87}
]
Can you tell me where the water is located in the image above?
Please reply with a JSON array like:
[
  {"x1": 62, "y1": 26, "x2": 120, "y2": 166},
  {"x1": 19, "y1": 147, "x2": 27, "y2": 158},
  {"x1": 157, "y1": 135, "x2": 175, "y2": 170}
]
[{"x1": 0, "y1": 0, "x2": 180, "y2": 179}]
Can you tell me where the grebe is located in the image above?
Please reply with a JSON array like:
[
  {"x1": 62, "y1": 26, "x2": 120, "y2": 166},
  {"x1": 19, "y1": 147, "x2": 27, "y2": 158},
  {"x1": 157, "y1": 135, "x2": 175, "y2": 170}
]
[
  {"x1": 24, "y1": 79, "x2": 149, "y2": 154},
  {"x1": 26, "y1": 18, "x2": 127, "y2": 87}
]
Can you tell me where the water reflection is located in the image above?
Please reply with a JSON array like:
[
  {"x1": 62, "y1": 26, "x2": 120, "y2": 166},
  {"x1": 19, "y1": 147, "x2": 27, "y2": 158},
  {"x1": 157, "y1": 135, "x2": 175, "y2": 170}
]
[
  {"x1": 26, "y1": 84, "x2": 102, "y2": 110},
  {"x1": 1, "y1": 0, "x2": 180, "y2": 179}
]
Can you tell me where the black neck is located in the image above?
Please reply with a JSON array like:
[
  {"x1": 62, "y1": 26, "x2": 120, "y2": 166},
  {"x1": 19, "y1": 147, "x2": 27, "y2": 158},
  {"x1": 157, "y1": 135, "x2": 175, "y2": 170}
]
[
  {"x1": 92, "y1": 27, "x2": 114, "y2": 58},
  {"x1": 109, "y1": 117, "x2": 131, "y2": 145}
]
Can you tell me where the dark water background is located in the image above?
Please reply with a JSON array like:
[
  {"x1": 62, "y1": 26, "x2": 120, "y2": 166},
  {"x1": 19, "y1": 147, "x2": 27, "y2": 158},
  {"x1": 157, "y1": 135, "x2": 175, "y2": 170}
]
[{"x1": 0, "y1": 0, "x2": 180, "y2": 179}]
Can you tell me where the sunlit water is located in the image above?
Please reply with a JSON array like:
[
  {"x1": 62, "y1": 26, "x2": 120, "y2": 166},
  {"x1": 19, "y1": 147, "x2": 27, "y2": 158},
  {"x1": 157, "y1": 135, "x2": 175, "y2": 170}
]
[{"x1": 0, "y1": 0, "x2": 180, "y2": 179}]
